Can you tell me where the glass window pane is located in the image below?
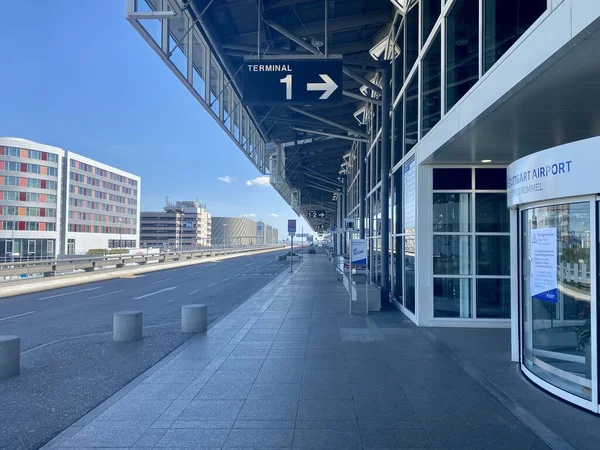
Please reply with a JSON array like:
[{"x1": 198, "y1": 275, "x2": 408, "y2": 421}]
[
  {"x1": 405, "y1": 235, "x2": 416, "y2": 313},
  {"x1": 394, "y1": 170, "x2": 403, "y2": 234},
  {"x1": 433, "y1": 193, "x2": 471, "y2": 232},
  {"x1": 484, "y1": 0, "x2": 547, "y2": 73},
  {"x1": 394, "y1": 236, "x2": 404, "y2": 304},
  {"x1": 405, "y1": 4, "x2": 419, "y2": 73},
  {"x1": 405, "y1": 74, "x2": 418, "y2": 153},
  {"x1": 521, "y1": 203, "x2": 592, "y2": 400},
  {"x1": 475, "y1": 168, "x2": 506, "y2": 190},
  {"x1": 434, "y1": 277, "x2": 472, "y2": 318},
  {"x1": 446, "y1": 0, "x2": 480, "y2": 111},
  {"x1": 422, "y1": 0, "x2": 441, "y2": 45},
  {"x1": 476, "y1": 193, "x2": 509, "y2": 232},
  {"x1": 403, "y1": 157, "x2": 416, "y2": 234},
  {"x1": 476, "y1": 279, "x2": 510, "y2": 318},
  {"x1": 422, "y1": 32, "x2": 441, "y2": 137},
  {"x1": 393, "y1": 98, "x2": 404, "y2": 164},
  {"x1": 433, "y1": 235, "x2": 471, "y2": 275},
  {"x1": 433, "y1": 168, "x2": 472, "y2": 190},
  {"x1": 394, "y1": 23, "x2": 405, "y2": 85},
  {"x1": 477, "y1": 235, "x2": 510, "y2": 275}
]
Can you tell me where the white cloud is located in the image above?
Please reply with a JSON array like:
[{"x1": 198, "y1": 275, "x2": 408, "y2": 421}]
[
  {"x1": 245, "y1": 176, "x2": 270, "y2": 187},
  {"x1": 218, "y1": 175, "x2": 235, "y2": 183},
  {"x1": 269, "y1": 213, "x2": 279, "y2": 218},
  {"x1": 241, "y1": 213, "x2": 257, "y2": 218}
]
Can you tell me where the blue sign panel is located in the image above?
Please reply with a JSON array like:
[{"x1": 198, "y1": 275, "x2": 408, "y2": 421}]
[{"x1": 288, "y1": 219, "x2": 297, "y2": 233}]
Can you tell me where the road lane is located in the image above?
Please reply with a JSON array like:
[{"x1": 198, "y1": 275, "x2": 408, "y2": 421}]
[{"x1": 0, "y1": 249, "x2": 290, "y2": 450}]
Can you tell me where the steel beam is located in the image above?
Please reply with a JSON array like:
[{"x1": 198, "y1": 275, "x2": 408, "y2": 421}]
[
  {"x1": 380, "y1": 65, "x2": 391, "y2": 303},
  {"x1": 343, "y1": 67, "x2": 382, "y2": 95},
  {"x1": 343, "y1": 90, "x2": 383, "y2": 106},
  {"x1": 263, "y1": 20, "x2": 319, "y2": 55},
  {"x1": 287, "y1": 106, "x2": 369, "y2": 139},
  {"x1": 291, "y1": 127, "x2": 369, "y2": 143},
  {"x1": 359, "y1": 142, "x2": 366, "y2": 240}
]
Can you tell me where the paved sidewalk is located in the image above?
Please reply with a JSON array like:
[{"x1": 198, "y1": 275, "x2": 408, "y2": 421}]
[{"x1": 43, "y1": 253, "x2": 593, "y2": 449}]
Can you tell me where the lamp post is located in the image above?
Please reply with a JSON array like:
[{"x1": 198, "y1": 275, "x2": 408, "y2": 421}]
[{"x1": 118, "y1": 217, "x2": 123, "y2": 250}]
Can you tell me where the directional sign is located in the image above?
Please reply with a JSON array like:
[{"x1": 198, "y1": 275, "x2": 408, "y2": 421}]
[
  {"x1": 308, "y1": 210, "x2": 327, "y2": 218},
  {"x1": 288, "y1": 219, "x2": 297, "y2": 233},
  {"x1": 316, "y1": 224, "x2": 327, "y2": 230},
  {"x1": 243, "y1": 58, "x2": 343, "y2": 105}
]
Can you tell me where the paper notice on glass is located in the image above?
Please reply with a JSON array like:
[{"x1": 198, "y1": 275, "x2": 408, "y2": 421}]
[{"x1": 530, "y1": 227, "x2": 558, "y2": 303}]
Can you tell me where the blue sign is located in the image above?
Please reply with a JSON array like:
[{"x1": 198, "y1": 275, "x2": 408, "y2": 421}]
[
  {"x1": 185, "y1": 220, "x2": 194, "y2": 228},
  {"x1": 288, "y1": 219, "x2": 296, "y2": 233},
  {"x1": 351, "y1": 239, "x2": 367, "y2": 266}
]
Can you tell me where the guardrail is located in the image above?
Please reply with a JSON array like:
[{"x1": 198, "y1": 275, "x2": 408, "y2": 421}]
[{"x1": 0, "y1": 245, "x2": 285, "y2": 280}]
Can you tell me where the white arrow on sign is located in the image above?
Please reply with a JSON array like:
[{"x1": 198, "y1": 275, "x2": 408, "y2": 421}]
[
  {"x1": 307, "y1": 74, "x2": 338, "y2": 100},
  {"x1": 318, "y1": 212, "x2": 326, "y2": 217}
]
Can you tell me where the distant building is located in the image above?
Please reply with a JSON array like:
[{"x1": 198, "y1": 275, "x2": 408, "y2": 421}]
[
  {"x1": 212, "y1": 217, "x2": 258, "y2": 246},
  {"x1": 141, "y1": 199, "x2": 211, "y2": 249},
  {"x1": 0, "y1": 137, "x2": 140, "y2": 259}
]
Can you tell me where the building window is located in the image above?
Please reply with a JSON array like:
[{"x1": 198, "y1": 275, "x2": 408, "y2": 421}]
[
  {"x1": 446, "y1": 0, "x2": 480, "y2": 112},
  {"x1": 405, "y1": 73, "x2": 419, "y2": 154},
  {"x1": 405, "y1": 2, "x2": 419, "y2": 73},
  {"x1": 432, "y1": 167, "x2": 510, "y2": 319},
  {"x1": 421, "y1": 0, "x2": 441, "y2": 46},
  {"x1": 422, "y1": 32, "x2": 441, "y2": 137},
  {"x1": 484, "y1": 0, "x2": 547, "y2": 73}
]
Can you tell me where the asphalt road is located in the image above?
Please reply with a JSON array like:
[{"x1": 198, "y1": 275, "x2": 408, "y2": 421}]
[{"x1": 0, "y1": 250, "x2": 290, "y2": 450}]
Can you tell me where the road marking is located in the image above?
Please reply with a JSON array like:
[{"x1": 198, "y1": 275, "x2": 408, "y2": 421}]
[
  {"x1": 187, "y1": 271, "x2": 201, "y2": 275},
  {"x1": 166, "y1": 299, "x2": 174, "y2": 304},
  {"x1": 151, "y1": 278, "x2": 173, "y2": 284},
  {"x1": 207, "y1": 282, "x2": 218, "y2": 287},
  {"x1": 134, "y1": 286, "x2": 178, "y2": 300},
  {"x1": 87, "y1": 289, "x2": 125, "y2": 300},
  {"x1": 187, "y1": 289, "x2": 199, "y2": 296},
  {"x1": 0, "y1": 311, "x2": 36, "y2": 322},
  {"x1": 39, "y1": 287, "x2": 102, "y2": 300},
  {"x1": 244, "y1": 263, "x2": 255, "y2": 266},
  {"x1": 222, "y1": 278, "x2": 231, "y2": 282}
]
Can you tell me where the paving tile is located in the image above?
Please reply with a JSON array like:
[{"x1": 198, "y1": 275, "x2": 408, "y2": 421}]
[
  {"x1": 234, "y1": 420, "x2": 295, "y2": 429},
  {"x1": 270, "y1": 342, "x2": 308, "y2": 350},
  {"x1": 178, "y1": 400, "x2": 244, "y2": 421},
  {"x1": 163, "y1": 358, "x2": 212, "y2": 371},
  {"x1": 210, "y1": 368, "x2": 258, "y2": 384},
  {"x1": 238, "y1": 399, "x2": 298, "y2": 421},
  {"x1": 255, "y1": 365, "x2": 304, "y2": 384},
  {"x1": 133, "y1": 428, "x2": 167, "y2": 447},
  {"x1": 172, "y1": 420, "x2": 234, "y2": 428},
  {"x1": 196, "y1": 379, "x2": 253, "y2": 399},
  {"x1": 302, "y1": 368, "x2": 349, "y2": 384},
  {"x1": 98, "y1": 399, "x2": 172, "y2": 421},
  {"x1": 247, "y1": 383, "x2": 301, "y2": 400},
  {"x1": 224, "y1": 428, "x2": 294, "y2": 448},
  {"x1": 295, "y1": 421, "x2": 359, "y2": 430},
  {"x1": 303, "y1": 357, "x2": 346, "y2": 370},
  {"x1": 155, "y1": 428, "x2": 229, "y2": 448},
  {"x1": 297, "y1": 399, "x2": 356, "y2": 421},
  {"x1": 144, "y1": 370, "x2": 200, "y2": 384},
  {"x1": 219, "y1": 359, "x2": 265, "y2": 372},
  {"x1": 158, "y1": 400, "x2": 193, "y2": 421},
  {"x1": 229, "y1": 347, "x2": 269, "y2": 359},
  {"x1": 300, "y1": 382, "x2": 352, "y2": 399},
  {"x1": 292, "y1": 428, "x2": 361, "y2": 449},
  {"x1": 360, "y1": 427, "x2": 433, "y2": 448},
  {"x1": 267, "y1": 348, "x2": 307, "y2": 359},
  {"x1": 60, "y1": 421, "x2": 152, "y2": 448},
  {"x1": 126, "y1": 383, "x2": 188, "y2": 400}
]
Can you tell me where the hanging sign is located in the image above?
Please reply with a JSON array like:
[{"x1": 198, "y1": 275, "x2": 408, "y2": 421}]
[{"x1": 530, "y1": 227, "x2": 558, "y2": 303}]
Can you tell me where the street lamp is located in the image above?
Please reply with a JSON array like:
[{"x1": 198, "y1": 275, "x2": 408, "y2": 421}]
[{"x1": 118, "y1": 217, "x2": 123, "y2": 250}]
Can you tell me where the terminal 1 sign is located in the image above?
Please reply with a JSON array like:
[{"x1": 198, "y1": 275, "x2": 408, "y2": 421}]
[{"x1": 243, "y1": 58, "x2": 343, "y2": 105}]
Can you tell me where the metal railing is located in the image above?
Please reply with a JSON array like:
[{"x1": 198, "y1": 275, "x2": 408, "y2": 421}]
[{"x1": 0, "y1": 245, "x2": 285, "y2": 280}]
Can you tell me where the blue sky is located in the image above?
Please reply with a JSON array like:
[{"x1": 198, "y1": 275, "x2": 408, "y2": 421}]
[{"x1": 0, "y1": 1, "x2": 311, "y2": 238}]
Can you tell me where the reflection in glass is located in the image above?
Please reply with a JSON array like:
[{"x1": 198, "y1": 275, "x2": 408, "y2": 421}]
[
  {"x1": 434, "y1": 277, "x2": 472, "y2": 318},
  {"x1": 522, "y1": 203, "x2": 592, "y2": 400},
  {"x1": 393, "y1": 97, "x2": 404, "y2": 163},
  {"x1": 405, "y1": 75, "x2": 419, "y2": 154},
  {"x1": 446, "y1": 0, "x2": 479, "y2": 111},
  {"x1": 433, "y1": 235, "x2": 471, "y2": 275},
  {"x1": 476, "y1": 193, "x2": 509, "y2": 233},
  {"x1": 405, "y1": 235, "x2": 416, "y2": 313},
  {"x1": 405, "y1": 4, "x2": 419, "y2": 73},
  {"x1": 394, "y1": 170, "x2": 403, "y2": 235},
  {"x1": 433, "y1": 193, "x2": 471, "y2": 233},
  {"x1": 477, "y1": 235, "x2": 510, "y2": 275},
  {"x1": 422, "y1": 33, "x2": 441, "y2": 137},
  {"x1": 484, "y1": 0, "x2": 547, "y2": 73},
  {"x1": 394, "y1": 236, "x2": 404, "y2": 304},
  {"x1": 422, "y1": 0, "x2": 441, "y2": 45},
  {"x1": 477, "y1": 279, "x2": 510, "y2": 318}
]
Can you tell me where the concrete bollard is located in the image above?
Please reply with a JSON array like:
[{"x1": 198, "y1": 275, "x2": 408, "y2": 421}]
[
  {"x1": 0, "y1": 336, "x2": 20, "y2": 379},
  {"x1": 113, "y1": 311, "x2": 143, "y2": 342},
  {"x1": 182, "y1": 304, "x2": 208, "y2": 333}
]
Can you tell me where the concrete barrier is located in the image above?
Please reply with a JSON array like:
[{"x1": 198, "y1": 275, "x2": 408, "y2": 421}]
[
  {"x1": 0, "y1": 335, "x2": 20, "y2": 379},
  {"x1": 113, "y1": 311, "x2": 143, "y2": 342},
  {"x1": 182, "y1": 304, "x2": 208, "y2": 333}
]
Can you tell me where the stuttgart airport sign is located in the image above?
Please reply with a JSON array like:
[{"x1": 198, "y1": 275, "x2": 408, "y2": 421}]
[{"x1": 243, "y1": 58, "x2": 343, "y2": 105}]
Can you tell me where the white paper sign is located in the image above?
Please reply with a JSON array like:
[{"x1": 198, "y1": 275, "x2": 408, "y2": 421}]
[
  {"x1": 351, "y1": 239, "x2": 366, "y2": 265},
  {"x1": 530, "y1": 228, "x2": 558, "y2": 303}
]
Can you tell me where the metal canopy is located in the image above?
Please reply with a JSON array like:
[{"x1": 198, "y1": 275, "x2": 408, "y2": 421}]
[{"x1": 190, "y1": 0, "x2": 394, "y2": 229}]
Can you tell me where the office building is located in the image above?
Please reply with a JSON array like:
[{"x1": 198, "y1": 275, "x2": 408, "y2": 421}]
[
  {"x1": 0, "y1": 137, "x2": 140, "y2": 258},
  {"x1": 129, "y1": 0, "x2": 600, "y2": 413},
  {"x1": 256, "y1": 221, "x2": 279, "y2": 245},
  {"x1": 140, "y1": 200, "x2": 211, "y2": 249}
]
